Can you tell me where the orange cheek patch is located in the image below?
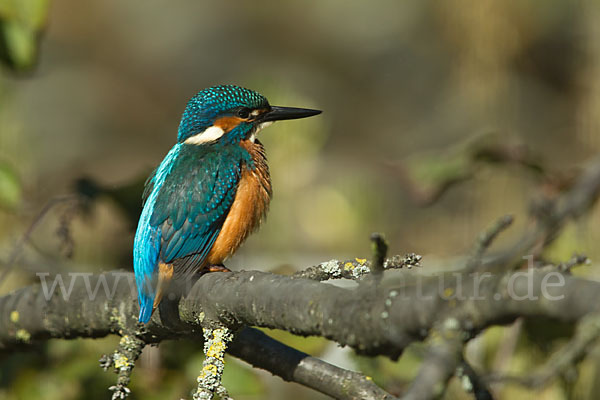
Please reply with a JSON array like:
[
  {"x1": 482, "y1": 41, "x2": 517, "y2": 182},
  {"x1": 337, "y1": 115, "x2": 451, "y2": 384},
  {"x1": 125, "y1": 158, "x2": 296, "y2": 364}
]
[{"x1": 214, "y1": 116, "x2": 245, "y2": 132}]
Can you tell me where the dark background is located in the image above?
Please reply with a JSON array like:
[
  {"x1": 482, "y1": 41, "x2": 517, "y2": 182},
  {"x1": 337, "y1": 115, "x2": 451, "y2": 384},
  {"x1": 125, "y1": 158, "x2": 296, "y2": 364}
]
[{"x1": 1, "y1": 0, "x2": 599, "y2": 398}]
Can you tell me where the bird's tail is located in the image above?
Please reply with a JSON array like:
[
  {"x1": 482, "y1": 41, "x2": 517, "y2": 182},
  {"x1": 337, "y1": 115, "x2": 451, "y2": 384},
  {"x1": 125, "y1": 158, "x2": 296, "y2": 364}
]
[
  {"x1": 138, "y1": 293, "x2": 154, "y2": 323},
  {"x1": 137, "y1": 263, "x2": 174, "y2": 323}
]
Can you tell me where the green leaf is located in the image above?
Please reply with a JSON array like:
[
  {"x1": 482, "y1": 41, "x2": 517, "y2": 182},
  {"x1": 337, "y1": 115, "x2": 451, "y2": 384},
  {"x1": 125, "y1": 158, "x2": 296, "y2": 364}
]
[
  {"x1": 2, "y1": 19, "x2": 36, "y2": 68},
  {"x1": 0, "y1": 0, "x2": 50, "y2": 70},
  {"x1": 0, "y1": 162, "x2": 21, "y2": 209}
]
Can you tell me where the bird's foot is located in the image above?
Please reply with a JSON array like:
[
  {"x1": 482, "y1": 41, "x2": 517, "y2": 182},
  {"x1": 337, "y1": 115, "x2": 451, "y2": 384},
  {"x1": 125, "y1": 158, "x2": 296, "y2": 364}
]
[{"x1": 207, "y1": 264, "x2": 232, "y2": 273}]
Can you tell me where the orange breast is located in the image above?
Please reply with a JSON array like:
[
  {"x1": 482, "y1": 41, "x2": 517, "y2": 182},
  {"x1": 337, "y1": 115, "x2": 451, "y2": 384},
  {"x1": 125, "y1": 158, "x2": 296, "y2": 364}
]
[{"x1": 204, "y1": 140, "x2": 272, "y2": 265}]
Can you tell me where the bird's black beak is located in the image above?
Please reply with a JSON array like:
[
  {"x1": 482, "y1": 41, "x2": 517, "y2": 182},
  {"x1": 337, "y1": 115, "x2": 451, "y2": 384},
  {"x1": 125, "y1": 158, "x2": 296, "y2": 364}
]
[{"x1": 261, "y1": 106, "x2": 322, "y2": 122}]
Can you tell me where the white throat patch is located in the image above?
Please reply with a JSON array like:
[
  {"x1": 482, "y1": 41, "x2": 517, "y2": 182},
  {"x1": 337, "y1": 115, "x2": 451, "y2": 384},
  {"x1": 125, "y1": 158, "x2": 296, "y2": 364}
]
[
  {"x1": 184, "y1": 126, "x2": 225, "y2": 145},
  {"x1": 249, "y1": 121, "x2": 273, "y2": 143}
]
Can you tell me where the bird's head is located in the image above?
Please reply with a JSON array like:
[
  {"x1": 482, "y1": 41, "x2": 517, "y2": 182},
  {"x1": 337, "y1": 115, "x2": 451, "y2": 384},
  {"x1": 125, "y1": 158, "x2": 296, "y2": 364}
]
[{"x1": 177, "y1": 85, "x2": 321, "y2": 145}]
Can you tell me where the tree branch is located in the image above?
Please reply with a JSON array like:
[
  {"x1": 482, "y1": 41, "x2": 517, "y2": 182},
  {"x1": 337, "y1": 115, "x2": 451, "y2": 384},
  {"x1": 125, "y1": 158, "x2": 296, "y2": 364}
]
[
  {"x1": 230, "y1": 327, "x2": 396, "y2": 400},
  {"x1": 2, "y1": 157, "x2": 600, "y2": 398},
  {"x1": 2, "y1": 263, "x2": 600, "y2": 395},
  {"x1": 401, "y1": 318, "x2": 465, "y2": 400}
]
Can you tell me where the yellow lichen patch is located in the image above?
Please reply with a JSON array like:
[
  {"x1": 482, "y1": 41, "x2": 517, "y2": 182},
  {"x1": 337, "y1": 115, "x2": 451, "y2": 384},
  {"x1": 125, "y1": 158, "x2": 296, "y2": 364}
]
[
  {"x1": 355, "y1": 258, "x2": 367, "y2": 264},
  {"x1": 199, "y1": 364, "x2": 218, "y2": 380},
  {"x1": 16, "y1": 329, "x2": 30, "y2": 342},
  {"x1": 113, "y1": 353, "x2": 130, "y2": 370},
  {"x1": 10, "y1": 311, "x2": 19, "y2": 323},
  {"x1": 206, "y1": 328, "x2": 230, "y2": 359},
  {"x1": 213, "y1": 327, "x2": 231, "y2": 343},
  {"x1": 344, "y1": 262, "x2": 354, "y2": 271},
  {"x1": 206, "y1": 340, "x2": 227, "y2": 359},
  {"x1": 196, "y1": 326, "x2": 233, "y2": 395}
]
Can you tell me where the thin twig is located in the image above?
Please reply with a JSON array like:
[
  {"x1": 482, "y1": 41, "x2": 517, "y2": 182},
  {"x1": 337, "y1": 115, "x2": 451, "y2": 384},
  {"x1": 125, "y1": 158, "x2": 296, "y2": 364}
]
[
  {"x1": 401, "y1": 318, "x2": 465, "y2": 400},
  {"x1": 0, "y1": 195, "x2": 78, "y2": 286},
  {"x1": 486, "y1": 312, "x2": 600, "y2": 389},
  {"x1": 458, "y1": 361, "x2": 494, "y2": 400},
  {"x1": 485, "y1": 155, "x2": 600, "y2": 270},
  {"x1": 557, "y1": 253, "x2": 590, "y2": 274},
  {"x1": 370, "y1": 233, "x2": 388, "y2": 275},
  {"x1": 466, "y1": 215, "x2": 513, "y2": 272},
  {"x1": 292, "y1": 254, "x2": 422, "y2": 281},
  {"x1": 193, "y1": 326, "x2": 234, "y2": 400},
  {"x1": 100, "y1": 334, "x2": 145, "y2": 400}
]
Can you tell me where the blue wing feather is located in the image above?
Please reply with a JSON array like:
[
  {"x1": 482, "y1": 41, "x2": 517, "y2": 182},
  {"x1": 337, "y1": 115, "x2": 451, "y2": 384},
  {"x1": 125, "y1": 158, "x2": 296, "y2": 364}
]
[
  {"x1": 134, "y1": 145, "x2": 182, "y2": 322},
  {"x1": 151, "y1": 146, "x2": 241, "y2": 264},
  {"x1": 133, "y1": 143, "x2": 242, "y2": 322},
  {"x1": 141, "y1": 166, "x2": 158, "y2": 207}
]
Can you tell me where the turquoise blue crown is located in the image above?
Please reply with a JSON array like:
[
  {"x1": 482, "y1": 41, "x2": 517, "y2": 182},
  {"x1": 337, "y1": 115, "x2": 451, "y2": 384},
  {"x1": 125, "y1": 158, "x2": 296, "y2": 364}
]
[{"x1": 177, "y1": 85, "x2": 269, "y2": 142}]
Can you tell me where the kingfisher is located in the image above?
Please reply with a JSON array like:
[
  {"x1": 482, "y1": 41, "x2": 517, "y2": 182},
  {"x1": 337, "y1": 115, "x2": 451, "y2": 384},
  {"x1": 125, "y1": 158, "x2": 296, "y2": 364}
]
[{"x1": 133, "y1": 85, "x2": 321, "y2": 323}]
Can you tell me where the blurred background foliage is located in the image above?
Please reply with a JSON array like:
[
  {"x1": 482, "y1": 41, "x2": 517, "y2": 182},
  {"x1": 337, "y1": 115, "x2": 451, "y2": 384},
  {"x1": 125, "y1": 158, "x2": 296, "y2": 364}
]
[{"x1": 1, "y1": 0, "x2": 600, "y2": 399}]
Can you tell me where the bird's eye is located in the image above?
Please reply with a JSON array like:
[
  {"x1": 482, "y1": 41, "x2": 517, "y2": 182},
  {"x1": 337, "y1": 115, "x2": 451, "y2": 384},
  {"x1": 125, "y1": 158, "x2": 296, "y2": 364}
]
[{"x1": 237, "y1": 108, "x2": 251, "y2": 118}]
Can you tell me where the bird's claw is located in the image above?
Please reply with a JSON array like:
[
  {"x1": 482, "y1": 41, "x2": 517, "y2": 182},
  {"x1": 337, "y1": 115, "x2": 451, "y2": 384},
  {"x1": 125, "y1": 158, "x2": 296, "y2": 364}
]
[{"x1": 207, "y1": 264, "x2": 232, "y2": 273}]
